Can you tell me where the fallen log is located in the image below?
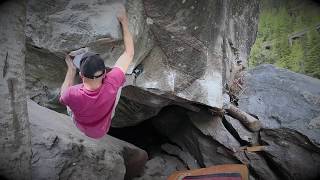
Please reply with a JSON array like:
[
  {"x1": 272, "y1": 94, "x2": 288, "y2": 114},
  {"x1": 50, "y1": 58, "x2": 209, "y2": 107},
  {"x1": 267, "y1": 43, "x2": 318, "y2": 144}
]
[
  {"x1": 240, "y1": 146, "x2": 266, "y2": 152},
  {"x1": 224, "y1": 104, "x2": 262, "y2": 132}
]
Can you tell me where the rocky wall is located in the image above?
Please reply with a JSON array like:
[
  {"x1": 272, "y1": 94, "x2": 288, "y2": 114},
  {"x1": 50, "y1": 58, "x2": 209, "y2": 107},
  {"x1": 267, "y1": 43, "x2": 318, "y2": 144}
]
[
  {"x1": 0, "y1": 0, "x2": 32, "y2": 179},
  {"x1": 25, "y1": 0, "x2": 260, "y2": 127}
]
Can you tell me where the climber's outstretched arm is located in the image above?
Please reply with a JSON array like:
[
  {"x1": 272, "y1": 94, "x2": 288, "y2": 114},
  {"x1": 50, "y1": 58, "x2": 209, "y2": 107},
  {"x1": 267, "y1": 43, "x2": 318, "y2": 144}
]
[
  {"x1": 114, "y1": 6, "x2": 134, "y2": 73},
  {"x1": 60, "y1": 55, "x2": 76, "y2": 96}
]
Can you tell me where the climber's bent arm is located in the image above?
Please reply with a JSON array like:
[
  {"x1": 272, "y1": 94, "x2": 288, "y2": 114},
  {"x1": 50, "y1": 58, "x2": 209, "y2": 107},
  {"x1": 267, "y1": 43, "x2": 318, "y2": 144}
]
[
  {"x1": 60, "y1": 55, "x2": 76, "y2": 96},
  {"x1": 114, "y1": 7, "x2": 134, "y2": 73}
]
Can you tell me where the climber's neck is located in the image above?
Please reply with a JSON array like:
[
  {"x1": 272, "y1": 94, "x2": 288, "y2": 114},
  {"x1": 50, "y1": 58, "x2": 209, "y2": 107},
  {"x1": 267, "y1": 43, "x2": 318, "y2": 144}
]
[
  {"x1": 83, "y1": 79, "x2": 102, "y2": 91},
  {"x1": 81, "y1": 70, "x2": 105, "y2": 91}
]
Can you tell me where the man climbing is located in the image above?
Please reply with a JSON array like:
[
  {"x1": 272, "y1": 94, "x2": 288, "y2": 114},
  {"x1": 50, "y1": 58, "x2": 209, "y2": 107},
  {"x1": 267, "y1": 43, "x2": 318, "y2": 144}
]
[{"x1": 59, "y1": 6, "x2": 134, "y2": 139}]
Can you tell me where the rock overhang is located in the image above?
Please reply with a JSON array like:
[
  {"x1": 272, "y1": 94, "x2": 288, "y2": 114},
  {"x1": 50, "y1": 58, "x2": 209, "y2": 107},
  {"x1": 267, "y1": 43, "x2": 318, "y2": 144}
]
[{"x1": 25, "y1": 0, "x2": 259, "y2": 125}]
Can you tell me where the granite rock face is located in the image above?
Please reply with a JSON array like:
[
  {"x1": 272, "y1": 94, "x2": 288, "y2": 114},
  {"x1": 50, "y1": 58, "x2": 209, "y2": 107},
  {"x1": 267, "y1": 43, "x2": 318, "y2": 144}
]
[
  {"x1": 133, "y1": 154, "x2": 187, "y2": 180},
  {"x1": 25, "y1": 0, "x2": 260, "y2": 126},
  {"x1": 28, "y1": 100, "x2": 148, "y2": 180},
  {"x1": 0, "y1": 0, "x2": 32, "y2": 179},
  {"x1": 260, "y1": 128, "x2": 320, "y2": 180},
  {"x1": 139, "y1": 0, "x2": 259, "y2": 107},
  {"x1": 115, "y1": 0, "x2": 260, "y2": 126},
  {"x1": 146, "y1": 64, "x2": 320, "y2": 179},
  {"x1": 150, "y1": 106, "x2": 278, "y2": 179},
  {"x1": 235, "y1": 64, "x2": 320, "y2": 179},
  {"x1": 25, "y1": 0, "x2": 153, "y2": 113},
  {"x1": 2, "y1": 0, "x2": 320, "y2": 179},
  {"x1": 26, "y1": 0, "x2": 152, "y2": 73},
  {"x1": 238, "y1": 64, "x2": 320, "y2": 145}
]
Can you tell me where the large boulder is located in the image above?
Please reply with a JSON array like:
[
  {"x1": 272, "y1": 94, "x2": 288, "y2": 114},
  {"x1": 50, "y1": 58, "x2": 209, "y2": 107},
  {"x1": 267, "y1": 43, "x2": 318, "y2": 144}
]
[
  {"x1": 150, "y1": 106, "x2": 240, "y2": 168},
  {"x1": 151, "y1": 106, "x2": 281, "y2": 180},
  {"x1": 28, "y1": 100, "x2": 148, "y2": 180},
  {"x1": 0, "y1": 0, "x2": 31, "y2": 179},
  {"x1": 238, "y1": 64, "x2": 320, "y2": 145},
  {"x1": 26, "y1": 0, "x2": 152, "y2": 72},
  {"x1": 102, "y1": 0, "x2": 260, "y2": 127},
  {"x1": 139, "y1": 0, "x2": 259, "y2": 107},
  {"x1": 25, "y1": 0, "x2": 260, "y2": 126},
  {"x1": 260, "y1": 128, "x2": 320, "y2": 180},
  {"x1": 236, "y1": 64, "x2": 320, "y2": 179},
  {"x1": 25, "y1": 0, "x2": 153, "y2": 112}
]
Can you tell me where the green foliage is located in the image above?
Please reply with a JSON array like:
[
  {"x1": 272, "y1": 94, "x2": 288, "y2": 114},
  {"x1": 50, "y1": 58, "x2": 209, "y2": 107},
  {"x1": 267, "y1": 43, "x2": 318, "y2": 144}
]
[
  {"x1": 305, "y1": 30, "x2": 320, "y2": 78},
  {"x1": 249, "y1": 0, "x2": 320, "y2": 79}
]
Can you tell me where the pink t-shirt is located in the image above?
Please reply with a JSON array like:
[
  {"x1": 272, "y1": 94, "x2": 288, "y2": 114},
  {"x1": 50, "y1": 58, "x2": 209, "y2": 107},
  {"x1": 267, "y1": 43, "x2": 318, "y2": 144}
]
[{"x1": 60, "y1": 67, "x2": 125, "y2": 139}]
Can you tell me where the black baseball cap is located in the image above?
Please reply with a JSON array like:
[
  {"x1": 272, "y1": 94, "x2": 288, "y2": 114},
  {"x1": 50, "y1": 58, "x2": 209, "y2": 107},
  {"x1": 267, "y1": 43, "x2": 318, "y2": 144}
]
[{"x1": 80, "y1": 52, "x2": 106, "y2": 79}]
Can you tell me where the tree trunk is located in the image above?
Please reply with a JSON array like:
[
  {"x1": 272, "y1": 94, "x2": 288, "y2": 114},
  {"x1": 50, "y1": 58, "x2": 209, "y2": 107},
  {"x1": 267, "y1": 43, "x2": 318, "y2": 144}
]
[{"x1": 225, "y1": 104, "x2": 262, "y2": 132}]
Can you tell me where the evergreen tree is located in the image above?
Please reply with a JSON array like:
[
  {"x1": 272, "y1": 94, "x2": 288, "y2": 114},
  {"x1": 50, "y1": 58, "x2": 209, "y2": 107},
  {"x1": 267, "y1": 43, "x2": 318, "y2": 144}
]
[{"x1": 249, "y1": 0, "x2": 320, "y2": 79}]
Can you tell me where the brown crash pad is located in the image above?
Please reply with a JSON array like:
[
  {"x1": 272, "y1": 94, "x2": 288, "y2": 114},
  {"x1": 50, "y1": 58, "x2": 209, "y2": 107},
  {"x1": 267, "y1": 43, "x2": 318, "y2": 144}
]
[{"x1": 168, "y1": 164, "x2": 248, "y2": 180}]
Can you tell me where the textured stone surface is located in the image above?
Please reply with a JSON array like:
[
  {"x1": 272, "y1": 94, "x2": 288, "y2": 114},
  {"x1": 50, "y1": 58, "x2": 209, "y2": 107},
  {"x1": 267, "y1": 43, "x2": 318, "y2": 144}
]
[
  {"x1": 25, "y1": 45, "x2": 68, "y2": 112},
  {"x1": 25, "y1": 0, "x2": 260, "y2": 125},
  {"x1": 260, "y1": 128, "x2": 320, "y2": 180},
  {"x1": 224, "y1": 115, "x2": 259, "y2": 145},
  {"x1": 133, "y1": 154, "x2": 186, "y2": 180},
  {"x1": 112, "y1": 85, "x2": 200, "y2": 127},
  {"x1": 137, "y1": 0, "x2": 259, "y2": 108},
  {"x1": 26, "y1": 0, "x2": 152, "y2": 73},
  {"x1": 188, "y1": 110, "x2": 240, "y2": 152},
  {"x1": 243, "y1": 152, "x2": 279, "y2": 180},
  {"x1": 150, "y1": 106, "x2": 282, "y2": 180},
  {"x1": 232, "y1": 64, "x2": 320, "y2": 179},
  {"x1": 25, "y1": 0, "x2": 153, "y2": 112},
  {"x1": 0, "y1": 0, "x2": 31, "y2": 179},
  {"x1": 151, "y1": 106, "x2": 240, "y2": 168},
  {"x1": 161, "y1": 143, "x2": 200, "y2": 169},
  {"x1": 187, "y1": 110, "x2": 277, "y2": 180},
  {"x1": 238, "y1": 64, "x2": 320, "y2": 145},
  {"x1": 111, "y1": 86, "x2": 171, "y2": 127},
  {"x1": 4, "y1": 1, "x2": 320, "y2": 180},
  {"x1": 28, "y1": 100, "x2": 147, "y2": 180}
]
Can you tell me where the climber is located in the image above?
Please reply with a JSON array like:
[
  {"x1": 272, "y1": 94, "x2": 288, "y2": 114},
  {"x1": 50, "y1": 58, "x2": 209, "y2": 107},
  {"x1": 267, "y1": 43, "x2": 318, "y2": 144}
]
[{"x1": 59, "y1": 5, "x2": 134, "y2": 139}]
